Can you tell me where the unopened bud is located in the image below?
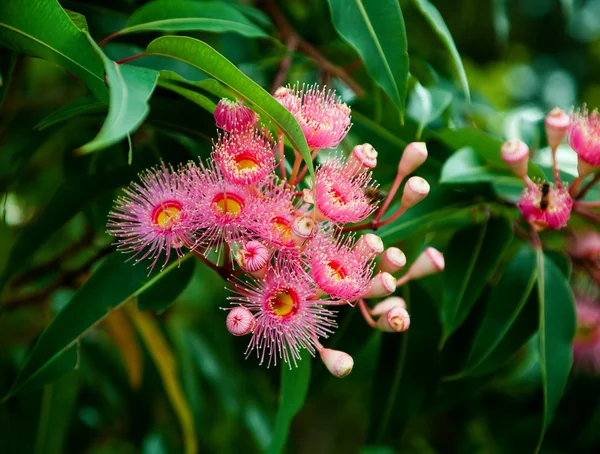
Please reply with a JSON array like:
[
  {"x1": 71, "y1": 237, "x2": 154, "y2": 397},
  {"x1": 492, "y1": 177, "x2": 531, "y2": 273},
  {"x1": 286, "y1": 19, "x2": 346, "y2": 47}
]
[
  {"x1": 401, "y1": 177, "x2": 430, "y2": 209},
  {"x1": 274, "y1": 86, "x2": 301, "y2": 112},
  {"x1": 397, "y1": 247, "x2": 445, "y2": 286},
  {"x1": 235, "y1": 241, "x2": 270, "y2": 273},
  {"x1": 345, "y1": 143, "x2": 378, "y2": 176},
  {"x1": 377, "y1": 247, "x2": 407, "y2": 274},
  {"x1": 398, "y1": 142, "x2": 428, "y2": 177},
  {"x1": 319, "y1": 348, "x2": 354, "y2": 378},
  {"x1": 501, "y1": 139, "x2": 529, "y2": 179},
  {"x1": 214, "y1": 98, "x2": 258, "y2": 132},
  {"x1": 578, "y1": 157, "x2": 597, "y2": 179},
  {"x1": 354, "y1": 233, "x2": 384, "y2": 261},
  {"x1": 377, "y1": 306, "x2": 410, "y2": 333},
  {"x1": 291, "y1": 215, "x2": 317, "y2": 247},
  {"x1": 226, "y1": 307, "x2": 256, "y2": 336},
  {"x1": 371, "y1": 296, "x2": 406, "y2": 316},
  {"x1": 545, "y1": 107, "x2": 570, "y2": 150},
  {"x1": 363, "y1": 272, "x2": 396, "y2": 298}
]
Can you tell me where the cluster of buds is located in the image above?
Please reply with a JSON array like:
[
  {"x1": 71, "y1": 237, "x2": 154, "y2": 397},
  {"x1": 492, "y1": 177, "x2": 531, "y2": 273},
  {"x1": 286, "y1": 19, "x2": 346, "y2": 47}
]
[
  {"x1": 107, "y1": 83, "x2": 444, "y2": 377},
  {"x1": 502, "y1": 106, "x2": 600, "y2": 231}
]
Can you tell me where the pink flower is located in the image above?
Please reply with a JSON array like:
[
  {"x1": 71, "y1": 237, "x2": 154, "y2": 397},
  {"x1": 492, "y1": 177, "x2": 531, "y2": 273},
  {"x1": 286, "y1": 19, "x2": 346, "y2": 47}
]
[
  {"x1": 517, "y1": 181, "x2": 573, "y2": 230},
  {"x1": 569, "y1": 107, "x2": 600, "y2": 167},
  {"x1": 229, "y1": 258, "x2": 337, "y2": 367},
  {"x1": 107, "y1": 163, "x2": 195, "y2": 272},
  {"x1": 568, "y1": 231, "x2": 600, "y2": 260},
  {"x1": 307, "y1": 230, "x2": 374, "y2": 302},
  {"x1": 184, "y1": 161, "x2": 255, "y2": 251},
  {"x1": 275, "y1": 84, "x2": 351, "y2": 150},
  {"x1": 314, "y1": 157, "x2": 378, "y2": 224},
  {"x1": 573, "y1": 298, "x2": 600, "y2": 374},
  {"x1": 212, "y1": 128, "x2": 276, "y2": 186},
  {"x1": 214, "y1": 98, "x2": 258, "y2": 132}
]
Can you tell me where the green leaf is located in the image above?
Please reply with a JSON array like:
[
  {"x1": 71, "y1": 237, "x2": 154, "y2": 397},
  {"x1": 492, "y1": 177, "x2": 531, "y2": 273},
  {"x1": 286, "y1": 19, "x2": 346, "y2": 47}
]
[
  {"x1": 463, "y1": 246, "x2": 538, "y2": 375},
  {"x1": 411, "y1": 0, "x2": 470, "y2": 103},
  {"x1": 407, "y1": 82, "x2": 452, "y2": 139},
  {"x1": 5, "y1": 253, "x2": 193, "y2": 398},
  {"x1": 34, "y1": 369, "x2": 81, "y2": 454},
  {"x1": 34, "y1": 95, "x2": 107, "y2": 130},
  {"x1": 0, "y1": 50, "x2": 17, "y2": 111},
  {"x1": 441, "y1": 147, "x2": 523, "y2": 185},
  {"x1": 328, "y1": 0, "x2": 409, "y2": 118},
  {"x1": 159, "y1": 70, "x2": 233, "y2": 99},
  {"x1": 145, "y1": 36, "x2": 313, "y2": 181},
  {"x1": 268, "y1": 353, "x2": 311, "y2": 454},
  {"x1": 65, "y1": 9, "x2": 88, "y2": 31},
  {"x1": 536, "y1": 250, "x2": 576, "y2": 449},
  {"x1": 138, "y1": 258, "x2": 195, "y2": 313},
  {"x1": 79, "y1": 32, "x2": 158, "y2": 154},
  {"x1": 441, "y1": 217, "x2": 514, "y2": 343},
  {"x1": 377, "y1": 188, "x2": 483, "y2": 241},
  {"x1": 0, "y1": 0, "x2": 107, "y2": 101},
  {"x1": 158, "y1": 80, "x2": 216, "y2": 114},
  {"x1": 0, "y1": 167, "x2": 134, "y2": 291},
  {"x1": 122, "y1": 0, "x2": 267, "y2": 39},
  {"x1": 368, "y1": 283, "x2": 441, "y2": 443}
]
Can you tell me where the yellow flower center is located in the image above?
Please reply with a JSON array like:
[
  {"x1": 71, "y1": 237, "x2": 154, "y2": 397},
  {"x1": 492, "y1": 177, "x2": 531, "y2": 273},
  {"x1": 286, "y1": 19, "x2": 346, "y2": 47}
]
[
  {"x1": 153, "y1": 202, "x2": 183, "y2": 229},
  {"x1": 212, "y1": 192, "x2": 244, "y2": 217},
  {"x1": 235, "y1": 154, "x2": 259, "y2": 172},
  {"x1": 326, "y1": 260, "x2": 346, "y2": 280},
  {"x1": 271, "y1": 216, "x2": 292, "y2": 242},
  {"x1": 268, "y1": 289, "x2": 299, "y2": 317}
]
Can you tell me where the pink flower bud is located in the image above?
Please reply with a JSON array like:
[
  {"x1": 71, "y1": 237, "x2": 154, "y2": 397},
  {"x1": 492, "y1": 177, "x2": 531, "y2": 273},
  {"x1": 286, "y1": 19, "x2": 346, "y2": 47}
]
[
  {"x1": 545, "y1": 107, "x2": 570, "y2": 150},
  {"x1": 397, "y1": 247, "x2": 444, "y2": 285},
  {"x1": 214, "y1": 98, "x2": 258, "y2": 132},
  {"x1": 398, "y1": 142, "x2": 428, "y2": 177},
  {"x1": 354, "y1": 233, "x2": 384, "y2": 261},
  {"x1": 226, "y1": 307, "x2": 256, "y2": 336},
  {"x1": 377, "y1": 306, "x2": 410, "y2": 333},
  {"x1": 319, "y1": 348, "x2": 354, "y2": 378},
  {"x1": 500, "y1": 139, "x2": 529, "y2": 179},
  {"x1": 568, "y1": 230, "x2": 600, "y2": 260},
  {"x1": 345, "y1": 143, "x2": 378, "y2": 176},
  {"x1": 235, "y1": 241, "x2": 270, "y2": 273},
  {"x1": 291, "y1": 214, "x2": 317, "y2": 247},
  {"x1": 363, "y1": 272, "x2": 396, "y2": 298},
  {"x1": 401, "y1": 177, "x2": 430, "y2": 209},
  {"x1": 377, "y1": 247, "x2": 407, "y2": 274},
  {"x1": 371, "y1": 296, "x2": 406, "y2": 316}
]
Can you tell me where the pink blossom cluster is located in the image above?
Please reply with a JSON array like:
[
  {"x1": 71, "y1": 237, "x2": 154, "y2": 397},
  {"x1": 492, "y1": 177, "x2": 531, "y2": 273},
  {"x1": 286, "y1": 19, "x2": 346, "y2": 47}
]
[{"x1": 108, "y1": 83, "x2": 443, "y2": 376}]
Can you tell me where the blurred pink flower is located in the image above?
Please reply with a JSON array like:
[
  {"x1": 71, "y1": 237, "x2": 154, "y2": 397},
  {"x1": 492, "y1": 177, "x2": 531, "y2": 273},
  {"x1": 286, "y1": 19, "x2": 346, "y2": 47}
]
[
  {"x1": 569, "y1": 107, "x2": 600, "y2": 167},
  {"x1": 573, "y1": 298, "x2": 600, "y2": 374},
  {"x1": 517, "y1": 181, "x2": 573, "y2": 230}
]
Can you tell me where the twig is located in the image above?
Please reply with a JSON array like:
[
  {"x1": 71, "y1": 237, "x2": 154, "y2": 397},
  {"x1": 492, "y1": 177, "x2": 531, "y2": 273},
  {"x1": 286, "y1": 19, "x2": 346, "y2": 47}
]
[
  {"x1": 576, "y1": 172, "x2": 600, "y2": 200},
  {"x1": 191, "y1": 249, "x2": 230, "y2": 281},
  {"x1": 263, "y1": 0, "x2": 364, "y2": 97},
  {"x1": 115, "y1": 53, "x2": 146, "y2": 65},
  {"x1": 271, "y1": 35, "x2": 299, "y2": 93}
]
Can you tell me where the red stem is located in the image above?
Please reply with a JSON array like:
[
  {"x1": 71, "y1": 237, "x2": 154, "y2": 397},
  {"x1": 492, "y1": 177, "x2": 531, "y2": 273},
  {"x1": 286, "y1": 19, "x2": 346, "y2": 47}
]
[
  {"x1": 358, "y1": 299, "x2": 378, "y2": 328},
  {"x1": 373, "y1": 171, "x2": 404, "y2": 223},
  {"x1": 98, "y1": 30, "x2": 122, "y2": 47},
  {"x1": 191, "y1": 250, "x2": 230, "y2": 280},
  {"x1": 115, "y1": 53, "x2": 147, "y2": 65}
]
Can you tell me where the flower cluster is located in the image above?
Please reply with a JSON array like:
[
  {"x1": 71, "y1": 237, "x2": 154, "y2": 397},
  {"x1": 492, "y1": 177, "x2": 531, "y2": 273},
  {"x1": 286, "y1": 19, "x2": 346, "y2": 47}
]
[{"x1": 108, "y1": 83, "x2": 443, "y2": 376}]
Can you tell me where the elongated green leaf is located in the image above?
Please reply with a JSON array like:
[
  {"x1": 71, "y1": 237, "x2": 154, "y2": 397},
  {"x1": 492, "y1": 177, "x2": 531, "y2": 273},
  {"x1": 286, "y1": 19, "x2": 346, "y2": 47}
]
[
  {"x1": 159, "y1": 70, "x2": 232, "y2": 99},
  {"x1": 377, "y1": 188, "x2": 482, "y2": 241},
  {"x1": 79, "y1": 33, "x2": 158, "y2": 154},
  {"x1": 268, "y1": 353, "x2": 311, "y2": 454},
  {"x1": 5, "y1": 254, "x2": 193, "y2": 398},
  {"x1": 158, "y1": 80, "x2": 216, "y2": 114},
  {"x1": 412, "y1": 0, "x2": 470, "y2": 103},
  {"x1": 34, "y1": 369, "x2": 80, "y2": 454},
  {"x1": 65, "y1": 9, "x2": 88, "y2": 31},
  {"x1": 0, "y1": 50, "x2": 17, "y2": 111},
  {"x1": 536, "y1": 250, "x2": 576, "y2": 449},
  {"x1": 464, "y1": 246, "x2": 537, "y2": 374},
  {"x1": 441, "y1": 147, "x2": 523, "y2": 185},
  {"x1": 0, "y1": 167, "x2": 134, "y2": 291},
  {"x1": 441, "y1": 217, "x2": 514, "y2": 343},
  {"x1": 146, "y1": 36, "x2": 313, "y2": 180},
  {"x1": 369, "y1": 284, "x2": 441, "y2": 443},
  {"x1": 34, "y1": 95, "x2": 107, "y2": 130},
  {"x1": 122, "y1": 0, "x2": 267, "y2": 39},
  {"x1": 138, "y1": 258, "x2": 195, "y2": 313},
  {"x1": 328, "y1": 0, "x2": 409, "y2": 118},
  {"x1": 0, "y1": 0, "x2": 107, "y2": 101}
]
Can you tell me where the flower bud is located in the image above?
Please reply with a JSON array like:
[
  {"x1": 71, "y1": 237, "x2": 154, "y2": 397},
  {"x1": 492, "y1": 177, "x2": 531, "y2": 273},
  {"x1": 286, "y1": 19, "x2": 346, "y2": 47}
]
[
  {"x1": 291, "y1": 214, "x2": 317, "y2": 247},
  {"x1": 214, "y1": 98, "x2": 258, "y2": 132},
  {"x1": 226, "y1": 307, "x2": 256, "y2": 336},
  {"x1": 397, "y1": 247, "x2": 444, "y2": 285},
  {"x1": 235, "y1": 241, "x2": 270, "y2": 273},
  {"x1": 578, "y1": 157, "x2": 597, "y2": 179},
  {"x1": 377, "y1": 247, "x2": 407, "y2": 274},
  {"x1": 501, "y1": 139, "x2": 529, "y2": 179},
  {"x1": 398, "y1": 142, "x2": 428, "y2": 177},
  {"x1": 274, "y1": 86, "x2": 301, "y2": 112},
  {"x1": 345, "y1": 143, "x2": 378, "y2": 176},
  {"x1": 319, "y1": 348, "x2": 354, "y2": 378},
  {"x1": 363, "y1": 272, "x2": 396, "y2": 298},
  {"x1": 377, "y1": 306, "x2": 410, "y2": 333},
  {"x1": 371, "y1": 296, "x2": 406, "y2": 316},
  {"x1": 545, "y1": 107, "x2": 570, "y2": 150},
  {"x1": 354, "y1": 233, "x2": 384, "y2": 261},
  {"x1": 401, "y1": 177, "x2": 430, "y2": 209}
]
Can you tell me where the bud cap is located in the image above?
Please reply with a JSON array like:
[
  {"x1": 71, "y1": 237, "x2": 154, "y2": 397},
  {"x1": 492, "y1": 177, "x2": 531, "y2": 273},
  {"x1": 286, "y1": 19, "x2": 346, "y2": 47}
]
[
  {"x1": 320, "y1": 348, "x2": 354, "y2": 378},
  {"x1": 354, "y1": 233, "x2": 384, "y2": 261},
  {"x1": 401, "y1": 177, "x2": 430, "y2": 209},
  {"x1": 377, "y1": 247, "x2": 407, "y2": 274},
  {"x1": 371, "y1": 296, "x2": 407, "y2": 316},
  {"x1": 345, "y1": 143, "x2": 378, "y2": 176},
  {"x1": 398, "y1": 142, "x2": 428, "y2": 177},
  {"x1": 363, "y1": 272, "x2": 396, "y2": 298},
  {"x1": 377, "y1": 306, "x2": 411, "y2": 333},
  {"x1": 226, "y1": 307, "x2": 256, "y2": 336},
  {"x1": 501, "y1": 139, "x2": 529, "y2": 178},
  {"x1": 545, "y1": 107, "x2": 570, "y2": 150}
]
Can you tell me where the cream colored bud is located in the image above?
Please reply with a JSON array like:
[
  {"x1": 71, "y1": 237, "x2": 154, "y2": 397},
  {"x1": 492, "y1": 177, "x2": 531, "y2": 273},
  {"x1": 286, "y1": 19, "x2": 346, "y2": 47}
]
[
  {"x1": 319, "y1": 348, "x2": 354, "y2": 378},
  {"x1": 377, "y1": 306, "x2": 410, "y2": 333},
  {"x1": 371, "y1": 296, "x2": 407, "y2": 316},
  {"x1": 363, "y1": 272, "x2": 396, "y2": 298},
  {"x1": 345, "y1": 143, "x2": 378, "y2": 176},
  {"x1": 398, "y1": 142, "x2": 428, "y2": 177},
  {"x1": 401, "y1": 177, "x2": 430, "y2": 209},
  {"x1": 377, "y1": 247, "x2": 407, "y2": 274},
  {"x1": 545, "y1": 107, "x2": 570, "y2": 150},
  {"x1": 354, "y1": 234, "x2": 384, "y2": 261},
  {"x1": 501, "y1": 139, "x2": 529, "y2": 179}
]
